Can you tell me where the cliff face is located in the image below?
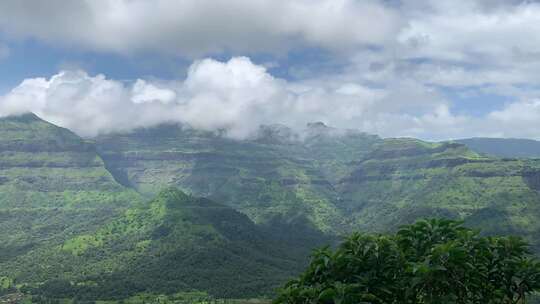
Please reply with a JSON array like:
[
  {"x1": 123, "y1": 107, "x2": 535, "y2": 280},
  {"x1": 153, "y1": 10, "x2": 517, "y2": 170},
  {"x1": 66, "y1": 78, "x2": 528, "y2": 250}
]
[
  {"x1": 94, "y1": 123, "x2": 382, "y2": 232},
  {"x1": 6, "y1": 115, "x2": 530, "y2": 242},
  {"x1": 94, "y1": 124, "x2": 540, "y2": 245},
  {"x1": 0, "y1": 114, "x2": 141, "y2": 262},
  {"x1": 337, "y1": 139, "x2": 540, "y2": 247}
]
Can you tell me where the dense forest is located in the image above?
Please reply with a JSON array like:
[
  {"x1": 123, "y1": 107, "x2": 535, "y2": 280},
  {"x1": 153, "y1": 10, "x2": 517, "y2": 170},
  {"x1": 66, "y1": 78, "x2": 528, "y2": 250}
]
[{"x1": 276, "y1": 219, "x2": 540, "y2": 304}]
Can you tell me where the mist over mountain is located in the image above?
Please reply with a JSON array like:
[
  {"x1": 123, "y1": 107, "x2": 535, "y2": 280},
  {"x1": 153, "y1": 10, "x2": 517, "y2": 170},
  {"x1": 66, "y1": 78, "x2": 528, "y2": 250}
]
[
  {"x1": 2, "y1": 0, "x2": 540, "y2": 302},
  {"x1": 2, "y1": 113, "x2": 540, "y2": 301}
]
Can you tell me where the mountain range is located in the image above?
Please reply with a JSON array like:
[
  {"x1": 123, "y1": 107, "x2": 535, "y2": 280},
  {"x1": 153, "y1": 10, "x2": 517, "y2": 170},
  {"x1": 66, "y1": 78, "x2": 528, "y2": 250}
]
[
  {"x1": 1, "y1": 113, "x2": 540, "y2": 301},
  {"x1": 455, "y1": 137, "x2": 540, "y2": 158}
]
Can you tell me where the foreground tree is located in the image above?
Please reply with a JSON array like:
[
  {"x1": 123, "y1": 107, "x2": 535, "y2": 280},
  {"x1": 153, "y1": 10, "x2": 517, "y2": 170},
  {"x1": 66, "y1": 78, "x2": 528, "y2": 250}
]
[{"x1": 274, "y1": 219, "x2": 540, "y2": 304}]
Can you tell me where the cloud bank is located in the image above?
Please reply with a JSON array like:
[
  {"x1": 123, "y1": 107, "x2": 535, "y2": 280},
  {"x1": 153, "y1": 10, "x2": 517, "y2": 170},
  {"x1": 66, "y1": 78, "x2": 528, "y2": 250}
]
[
  {"x1": 0, "y1": 0, "x2": 400, "y2": 56},
  {"x1": 1, "y1": 57, "x2": 539, "y2": 140},
  {"x1": 1, "y1": 1, "x2": 540, "y2": 139}
]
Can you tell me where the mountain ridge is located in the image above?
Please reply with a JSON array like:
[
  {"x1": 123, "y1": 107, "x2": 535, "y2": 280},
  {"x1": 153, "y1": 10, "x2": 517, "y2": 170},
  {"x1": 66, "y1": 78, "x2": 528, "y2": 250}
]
[
  {"x1": 456, "y1": 137, "x2": 540, "y2": 158},
  {"x1": 12, "y1": 187, "x2": 328, "y2": 300},
  {"x1": 2, "y1": 112, "x2": 540, "y2": 300}
]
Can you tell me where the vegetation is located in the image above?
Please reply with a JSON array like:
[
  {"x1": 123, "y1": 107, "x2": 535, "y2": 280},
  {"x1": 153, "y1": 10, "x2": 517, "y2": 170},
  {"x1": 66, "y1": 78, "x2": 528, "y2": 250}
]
[
  {"x1": 6, "y1": 188, "x2": 329, "y2": 301},
  {"x1": 95, "y1": 123, "x2": 540, "y2": 249},
  {"x1": 0, "y1": 276, "x2": 16, "y2": 296},
  {"x1": 2, "y1": 114, "x2": 540, "y2": 301},
  {"x1": 275, "y1": 219, "x2": 540, "y2": 304},
  {"x1": 0, "y1": 113, "x2": 141, "y2": 275}
]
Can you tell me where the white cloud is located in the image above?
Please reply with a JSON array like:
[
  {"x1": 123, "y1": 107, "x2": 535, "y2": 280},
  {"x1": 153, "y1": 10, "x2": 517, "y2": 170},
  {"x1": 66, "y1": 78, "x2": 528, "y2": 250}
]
[
  {"x1": 0, "y1": 71, "x2": 182, "y2": 136},
  {"x1": 0, "y1": 0, "x2": 401, "y2": 56},
  {"x1": 2, "y1": 1, "x2": 540, "y2": 139},
  {"x1": 0, "y1": 57, "x2": 461, "y2": 139},
  {"x1": 132, "y1": 80, "x2": 176, "y2": 104},
  {"x1": 406, "y1": 1, "x2": 540, "y2": 61},
  {"x1": 490, "y1": 100, "x2": 540, "y2": 123},
  {"x1": 396, "y1": 1, "x2": 540, "y2": 87},
  {"x1": 2, "y1": 56, "x2": 540, "y2": 140}
]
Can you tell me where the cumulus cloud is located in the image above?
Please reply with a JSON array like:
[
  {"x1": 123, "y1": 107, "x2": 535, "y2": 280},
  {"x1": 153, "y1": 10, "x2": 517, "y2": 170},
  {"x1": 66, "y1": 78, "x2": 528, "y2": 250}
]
[
  {"x1": 0, "y1": 56, "x2": 465, "y2": 139},
  {"x1": 0, "y1": 71, "x2": 183, "y2": 136},
  {"x1": 0, "y1": 57, "x2": 540, "y2": 139},
  {"x1": 1, "y1": 1, "x2": 540, "y2": 140},
  {"x1": 1, "y1": 56, "x2": 539, "y2": 140},
  {"x1": 0, "y1": 0, "x2": 401, "y2": 56},
  {"x1": 482, "y1": 100, "x2": 540, "y2": 138}
]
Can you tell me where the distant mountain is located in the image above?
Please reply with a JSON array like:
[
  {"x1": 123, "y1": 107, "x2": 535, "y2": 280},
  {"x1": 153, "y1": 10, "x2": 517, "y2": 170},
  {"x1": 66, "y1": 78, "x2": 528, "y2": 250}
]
[
  {"x1": 95, "y1": 124, "x2": 540, "y2": 249},
  {"x1": 337, "y1": 138, "x2": 540, "y2": 247},
  {"x1": 94, "y1": 122, "x2": 381, "y2": 233},
  {"x1": 10, "y1": 188, "x2": 327, "y2": 300},
  {"x1": 456, "y1": 138, "x2": 540, "y2": 158}
]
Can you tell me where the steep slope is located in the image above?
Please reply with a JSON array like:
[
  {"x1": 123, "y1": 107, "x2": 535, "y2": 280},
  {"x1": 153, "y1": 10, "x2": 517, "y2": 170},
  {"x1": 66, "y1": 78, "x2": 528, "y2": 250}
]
[
  {"x1": 95, "y1": 123, "x2": 380, "y2": 232},
  {"x1": 3, "y1": 114, "x2": 540, "y2": 301},
  {"x1": 338, "y1": 138, "x2": 540, "y2": 248},
  {"x1": 10, "y1": 188, "x2": 328, "y2": 300},
  {"x1": 0, "y1": 114, "x2": 141, "y2": 263},
  {"x1": 456, "y1": 137, "x2": 540, "y2": 158},
  {"x1": 95, "y1": 123, "x2": 540, "y2": 247}
]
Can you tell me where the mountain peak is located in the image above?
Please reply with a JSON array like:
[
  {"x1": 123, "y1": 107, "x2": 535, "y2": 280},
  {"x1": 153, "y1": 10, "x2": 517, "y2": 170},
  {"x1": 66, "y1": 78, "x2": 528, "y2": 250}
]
[
  {"x1": 1, "y1": 112, "x2": 43, "y2": 123},
  {"x1": 155, "y1": 187, "x2": 190, "y2": 205},
  {"x1": 255, "y1": 124, "x2": 298, "y2": 143},
  {"x1": 306, "y1": 121, "x2": 328, "y2": 129}
]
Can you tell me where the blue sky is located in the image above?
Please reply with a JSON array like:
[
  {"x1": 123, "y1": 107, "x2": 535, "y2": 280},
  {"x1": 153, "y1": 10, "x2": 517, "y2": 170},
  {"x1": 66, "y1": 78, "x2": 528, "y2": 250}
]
[
  {"x1": 0, "y1": 38, "x2": 192, "y2": 91},
  {"x1": 1, "y1": 0, "x2": 540, "y2": 140}
]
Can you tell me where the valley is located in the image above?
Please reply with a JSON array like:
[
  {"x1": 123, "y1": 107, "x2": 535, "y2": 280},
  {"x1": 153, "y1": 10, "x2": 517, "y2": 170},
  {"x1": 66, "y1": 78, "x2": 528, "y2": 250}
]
[{"x1": 1, "y1": 113, "x2": 540, "y2": 302}]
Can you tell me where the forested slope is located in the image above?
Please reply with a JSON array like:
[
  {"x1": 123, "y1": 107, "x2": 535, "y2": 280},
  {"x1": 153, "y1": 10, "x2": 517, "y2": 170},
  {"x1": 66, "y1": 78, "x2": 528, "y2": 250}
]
[{"x1": 2, "y1": 114, "x2": 540, "y2": 301}]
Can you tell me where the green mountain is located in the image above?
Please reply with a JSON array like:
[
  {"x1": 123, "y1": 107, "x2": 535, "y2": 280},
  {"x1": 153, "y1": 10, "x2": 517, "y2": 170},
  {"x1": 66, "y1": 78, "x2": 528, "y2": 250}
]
[
  {"x1": 9, "y1": 188, "x2": 326, "y2": 300},
  {"x1": 456, "y1": 137, "x2": 540, "y2": 158},
  {"x1": 2, "y1": 114, "x2": 540, "y2": 301},
  {"x1": 0, "y1": 114, "x2": 140, "y2": 264},
  {"x1": 0, "y1": 114, "x2": 329, "y2": 300},
  {"x1": 95, "y1": 124, "x2": 540, "y2": 248},
  {"x1": 337, "y1": 139, "x2": 540, "y2": 248},
  {"x1": 95, "y1": 122, "x2": 381, "y2": 233}
]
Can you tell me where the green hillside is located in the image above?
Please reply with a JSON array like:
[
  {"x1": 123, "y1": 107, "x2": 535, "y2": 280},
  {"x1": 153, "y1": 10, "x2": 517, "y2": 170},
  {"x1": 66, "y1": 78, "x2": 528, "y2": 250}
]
[
  {"x1": 2, "y1": 114, "x2": 540, "y2": 302},
  {"x1": 95, "y1": 122, "x2": 380, "y2": 233},
  {"x1": 96, "y1": 126, "x2": 540, "y2": 248},
  {"x1": 0, "y1": 114, "x2": 141, "y2": 266},
  {"x1": 6, "y1": 188, "x2": 327, "y2": 300},
  {"x1": 338, "y1": 139, "x2": 540, "y2": 247}
]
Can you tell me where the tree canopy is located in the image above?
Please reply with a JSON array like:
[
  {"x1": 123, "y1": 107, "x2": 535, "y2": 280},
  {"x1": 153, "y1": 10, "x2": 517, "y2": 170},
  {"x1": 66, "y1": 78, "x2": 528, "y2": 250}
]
[{"x1": 274, "y1": 219, "x2": 540, "y2": 304}]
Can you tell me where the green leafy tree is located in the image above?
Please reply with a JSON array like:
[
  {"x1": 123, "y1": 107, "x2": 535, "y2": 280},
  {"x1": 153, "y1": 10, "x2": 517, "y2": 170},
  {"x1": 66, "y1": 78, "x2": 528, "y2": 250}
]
[{"x1": 274, "y1": 219, "x2": 540, "y2": 304}]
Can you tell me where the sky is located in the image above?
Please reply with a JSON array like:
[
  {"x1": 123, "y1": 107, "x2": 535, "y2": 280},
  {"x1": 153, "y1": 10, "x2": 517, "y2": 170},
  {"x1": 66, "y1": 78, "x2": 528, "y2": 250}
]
[{"x1": 0, "y1": 0, "x2": 540, "y2": 140}]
